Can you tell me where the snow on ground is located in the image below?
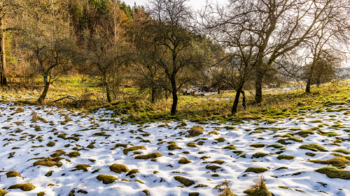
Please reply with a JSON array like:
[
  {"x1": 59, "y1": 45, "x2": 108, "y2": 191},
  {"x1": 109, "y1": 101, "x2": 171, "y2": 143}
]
[{"x1": 1, "y1": 102, "x2": 350, "y2": 196}]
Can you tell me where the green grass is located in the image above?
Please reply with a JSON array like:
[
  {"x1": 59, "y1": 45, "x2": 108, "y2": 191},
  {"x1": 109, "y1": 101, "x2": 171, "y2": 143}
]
[{"x1": 315, "y1": 166, "x2": 350, "y2": 179}]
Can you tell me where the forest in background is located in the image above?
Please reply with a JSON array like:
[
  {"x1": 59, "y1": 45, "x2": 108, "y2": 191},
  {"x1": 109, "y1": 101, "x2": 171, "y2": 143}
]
[{"x1": 1, "y1": 0, "x2": 350, "y2": 123}]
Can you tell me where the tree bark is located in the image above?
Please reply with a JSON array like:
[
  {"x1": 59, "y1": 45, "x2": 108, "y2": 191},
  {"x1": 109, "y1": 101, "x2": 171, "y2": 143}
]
[
  {"x1": 106, "y1": 84, "x2": 112, "y2": 103},
  {"x1": 38, "y1": 76, "x2": 50, "y2": 104},
  {"x1": 255, "y1": 70, "x2": 263, "y2": 104},
  {"x1": 171, "y1": 81, "x2": 178, "y2": 115},
  {"x1": 232, "y1": 86, "x2": 243, "y2": 115},
  {"x1": 305, "y1": 63, "x2": 315, "y2": 93},
  {"x1": 0, "y1": 31, "x2": 7, "y2": 86}
]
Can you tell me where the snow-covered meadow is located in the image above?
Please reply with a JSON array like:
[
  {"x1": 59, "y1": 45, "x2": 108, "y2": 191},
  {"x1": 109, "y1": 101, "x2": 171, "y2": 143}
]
[{"x1": 1, "y1": 102, "x2": 350, "y2": 196}]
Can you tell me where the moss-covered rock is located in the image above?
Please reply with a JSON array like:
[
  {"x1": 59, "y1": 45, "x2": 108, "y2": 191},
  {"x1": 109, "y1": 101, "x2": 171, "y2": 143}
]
[
  {"x1": 315, "y1": 166, "x2": 350, "y2": 179},
  {"x1": 96, "y1": 174, "x2": 117, "y2": 184},
  {"x1": 223, "y1": 145, "x2": 236, "y2": 150},
  {"x1": 206, "y1": 165, "x2": 221, "y2": 171},
  {"x1": 46, "y1": 141, "x2": 55, "y2": 147},
  {"x1": 250, "y1": 144, "x2": 265, "y2": 148},
  {"x1": 174, "y1": 176, "x2": 195, "y2": 187},
  {"x1": 245, "y1": 167, "x2": 268, "y2": 173},
  {"x1": 300, "y1": 144, "x2": 326, "y2": 152},
  {"x1": 267, "y1": 144, "x2": 283, "y2": 149},
  {"x1": 8, "y1": 182, "x2": 35, "y2": 191},
  {"x1": 215, "y1": 137, "x2": 225, "y2": 142},
  {"x1": 110, "y1": 164, "x2": 130, "y2": 173},
  {"x1": 135, "y1": 153, "x2": 163, "y2": 160},
  {"x1": 126, "y1": 169, "x2": 139, "y2": 177},
  {"x1": 50, "y1": 150, "x2": 66, "y2": 157},
  {"x1": 33, "y1": 157, "x2": 62, "y2": 167},
  {"x1": 37, "y1": 192, "x2": 45, "y2": 196},
  {"x1": 6, "y1": 171, "x2": 21, "y2": 178},
  {"x1": 333, "y1": 149, "x2": 350, "y2": 155},
  {"x1": 208, "y1": 130, "x2": 219, "y2": 135},
  {"x1": 187, "y1": 142, "x2": 197, "y2": 147}
]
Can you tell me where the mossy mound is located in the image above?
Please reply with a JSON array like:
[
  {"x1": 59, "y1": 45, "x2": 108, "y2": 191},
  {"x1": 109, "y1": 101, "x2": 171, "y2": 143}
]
[
  {"x1": 206, "y1": 165, "x2": 221, "y2": 171},
  {"x1": 267, "y1": 144, "x2": 283, "y2": 148},
  {"x1": 135, "y1": 152, "x2": 163, "y2": 160},
  {"x1": 87, "y1": 143, "x2": 96, "y2": 149},
  {"x1": 68, "y1": 151, "x2": 81, "y2": 158},
  {"x1": 96, "y1": 174, "x2": 118, "y2": 184},
  {"x1": 0, "y1": 189, "x2": 7, "y2": 196},
  {"x1": 249, "y1": 144, "x2": 265, "y2": 148},
  {"x1": 110, "y1": 164, "x2": 130, "y2": 173},
  {"x1": 33, "y1": 157, "x2": 62, "y2": 167},
  {"x1": 245, "y1": 167, "x2": 268, "y2": 173},
  {"x1": 315, "y1": 166, "x2": 350, "y2": 179},
  {"x1": 187, "y1": 142, "x2": 197, "y2": 147},
  {"x1": 142, "y1": 190, "x2": 150, "y2": 196},
  {"x1": 277, "y1": 155, "x2": 295, "y2": 160},
  {"x1": 6, "y1": 171, "x2": 21, "y2": 178},
  {"x1": 174, "y1": 176, "x2": 195, "y2": 187},
  {"x1": 294, "y1": 129, "x2": 314, "y2": 137},
  {"x1": 187, "y1": 126, "x2": 205, "y2": 137},
  {"x1": 46, "y1": 141, "x2": 55, "y2": 147},
  {"x1": 168, "y1": 142, "x2": 181, "y2": 150},
  {"x1": 72, "y1": 164, "x2": 91, "y2": 172},
  {"x1": 243, "y1": 178, "x2": 272, "y2": 196},
  {"x1": 178, "y1": 157, "x2": 191, "y2": 164},
  {"x1": 123, "y1": 146, "x2": 147, "y2": 155},
  {"x1": 252, "y1": 152, "x2": 268, "y2": 158},
  {"x1": 306, "y1": 152, "x2": 316, "y2": 157},
  {"x1": 223, "y1": 145, "x2": 236, "y2": 150},
  {"x1": 310, "y1": 157, "x2": 350, "y2": 169},
  {"x1": 333, "y1": 149, "x2": 350, "y2": 155},
  {"x1": 215, "y1": 137, "x2": 225, "y2": 142},
  {"x1": 126, "y1": 169, "x2": 139, "y2": 176},
  {"x1": 50, "y1": 150, "x2": 66, "y2": 157},
  {"x1": 37, "y1": 192, "x2": 45, "y2": 196},
  {"x1": 9, "y1": 182, "x2": 35, "y2": 191},
  {"x1": 208, "y1": 130, "x2": 219, "y2": 135},
  {"x1": 300, "y1": 144, "x2": 327, "y2": 152},
  {"x1": 194, "y1": 184, "x2": 208, "y2": 188}
]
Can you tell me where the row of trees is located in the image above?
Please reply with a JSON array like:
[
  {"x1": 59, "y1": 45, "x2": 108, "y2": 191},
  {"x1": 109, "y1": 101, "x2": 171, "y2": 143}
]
[{"x1": 1, "y1": 0, "x2": 350, "y2": 115}]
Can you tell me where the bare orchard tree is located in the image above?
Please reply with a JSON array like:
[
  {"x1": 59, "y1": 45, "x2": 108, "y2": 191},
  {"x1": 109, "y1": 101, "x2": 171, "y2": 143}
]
[
  {"x1": 201, "y1": 0, "x2": 348, "y2": 104},
  {"x1": 20, "y1": 0, "x2": 73, "y2": 104},
  {"x1": 147, "y1": 0, "x2": 205, "y2": 115}
]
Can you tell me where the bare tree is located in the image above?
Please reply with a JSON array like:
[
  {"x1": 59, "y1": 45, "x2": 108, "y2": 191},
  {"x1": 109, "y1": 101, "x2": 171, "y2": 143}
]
[
  {"x1": 147, "y1": 0, "x2": 205, "y2": 115},
  {"x1": 201, "y1": 0, "x2": 348, "y2": 104}
]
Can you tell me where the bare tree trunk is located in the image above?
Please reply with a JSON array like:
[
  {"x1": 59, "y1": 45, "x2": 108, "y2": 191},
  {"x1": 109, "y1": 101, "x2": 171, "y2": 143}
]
[
  {"x1": 0, "y1": 29, "x2": 7, "y2": 86},
  {"x1": 38, "y1": 75, "x2": 50, "y2": 104},
  {"x1": 106, "y1": 84, "x2": 112, "y2": 103},
  {"x1": 306, "y1": 64, "x2": 315, "y2": 93},
  {"x1": 171, "y1": 81, "x2": 178, "y2": 115},
  {"x1": 151, "y1": 86, "x2": 156, "y2": 103},
  {"x1": 241, "y1": 90, "x2": 247, "y2": 110},
  {"x1": 255, "y1": 70, "x2": 263, "y2": 104},
  {"x1": 232, "y1": 86, "x2": 243, "y2": 114}
]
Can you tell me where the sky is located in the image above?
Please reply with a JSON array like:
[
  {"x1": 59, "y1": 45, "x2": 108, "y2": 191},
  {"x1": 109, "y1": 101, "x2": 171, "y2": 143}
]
[{"x1": 125, "y1": 0, "x2": 228, "y2": 11}]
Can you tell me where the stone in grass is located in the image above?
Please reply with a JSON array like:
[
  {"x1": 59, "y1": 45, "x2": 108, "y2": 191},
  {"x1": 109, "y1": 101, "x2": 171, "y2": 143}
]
[
  {"x1": 310, "y1": 157, "x2": 350, "y2": 169},
  {"x1": 252, "y1": 152, "x2": 268, "y2": 158},
  {"x1": 178, "y1": 157, "x2": 191, "y2": 164},
  {"x1": 243, "y1": 177, "x2": 272, "y2": 196},
  {"x1": 71, "y1": 164, "x2": 91, "y2": 172},
  {"x1": 0, "y1": 189, "x2": 7, "y2": 196},
  {"x1": 174, "y1": 176, "x2": 195, "y2": 187},
  {"x1": 187, "y1": 142, "x2": 197, "y2": 147},
  {"x1": 299, "y1": 144, "x2": 327, "y2": 152},
  {"x1": 187, "y1": 126, "x2": 205, "y2": 137},
  {"x1": 110, "y1": 164, "x2": 130, "y2": 173},
  {"x1": 277, "y1": 155, "x2": 295, "y2": 160},
  {"x1": 68, "y1": 151, "x2": 81, "y2": 158},
  {"x1": 123, "y1": 146, "x2": 147, "y2": 155},
  {"x1": 46, "y1": 141, "x2": 55, "y2": 147},
  {"x1": 245, "y1": 167, "x2": 268, "y2": 173},
  {"x1": 6, "y1": 171, "x2": 21, "y2": 178},
  {"x1": 135, "y1": 153, "x2": 163, "y2": 160},
  {"x1": 96, "y1": 174, "x2": 118, "y2": 184},
  {"x1": 315, "y1": 166, "x2": 350, "y2": 179},
  {"x1": 8, "y1": 182, "x2": 35, "y2": 191}
]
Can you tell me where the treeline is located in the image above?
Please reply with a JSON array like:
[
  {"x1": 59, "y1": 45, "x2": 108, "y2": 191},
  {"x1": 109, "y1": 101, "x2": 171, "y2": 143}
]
[{"x1": 0, "y1": 0, "x2": 350, "y2": 116}]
